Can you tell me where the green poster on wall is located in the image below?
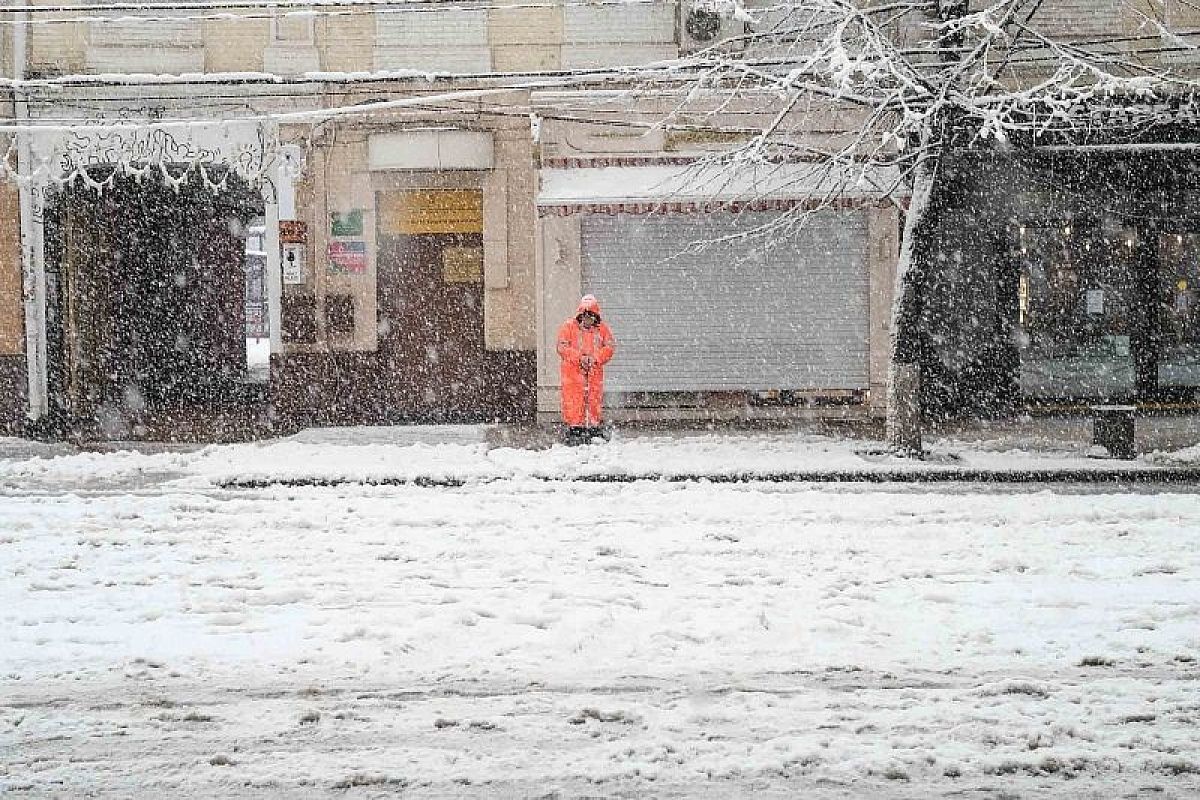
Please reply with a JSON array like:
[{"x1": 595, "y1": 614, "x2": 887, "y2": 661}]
[{"x1": 330, "y1": 209, "x2": 364, "y2": 237}]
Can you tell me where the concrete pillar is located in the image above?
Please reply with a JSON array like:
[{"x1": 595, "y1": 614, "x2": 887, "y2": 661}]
[
  {"x1": 867, "y1": 204, "x2": 900, "y2": 417},
  {"x1": 536, "y1": 213, "x2": 581, "y2": 421}
]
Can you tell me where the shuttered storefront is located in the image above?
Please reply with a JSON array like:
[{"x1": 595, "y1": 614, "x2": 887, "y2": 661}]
[{"x1": 580, "y1": 210, "x2": 870, "y2": 393}]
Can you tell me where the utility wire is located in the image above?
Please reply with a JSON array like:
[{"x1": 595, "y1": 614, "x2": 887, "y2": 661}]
[
  {"x1": 8, "y1": 32, "x2": 1200, "y2": 94},
  {"x1": 0, "y1": 0, "x2": 662, "y2": 27},
  {"x1": 0, "y1": 0, "x2": 605, "y2": 13}
]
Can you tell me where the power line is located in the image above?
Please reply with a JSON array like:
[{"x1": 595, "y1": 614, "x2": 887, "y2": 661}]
[
  {"x1": 8, "y1": 36, "x2": 1200, "y2": 95},
  {"x1": 0, "y1": 72, "x2": 714, "y2": 130},
  {"x1": 1, "y1": 0, "x2": 570, "y2": 13},
  {"x1": 0, "y1": 0, "x2": 661, "y2": 27}
]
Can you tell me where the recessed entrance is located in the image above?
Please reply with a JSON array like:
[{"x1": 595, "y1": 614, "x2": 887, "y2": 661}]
[
  {"x1": 44, "y1": 173, "x2": 266, "y2": 438},
  {"x1": 375, "y1": 188, "x2": 527, "y2": 420}
]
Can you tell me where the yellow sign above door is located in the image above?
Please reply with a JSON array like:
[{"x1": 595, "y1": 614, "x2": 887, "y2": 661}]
[
  {"x1": 443, "y1": 246, "x2": 484, "y2": 283},
  {"x1": 378, "y1": 190, "x2": 483, "y2": 235}
]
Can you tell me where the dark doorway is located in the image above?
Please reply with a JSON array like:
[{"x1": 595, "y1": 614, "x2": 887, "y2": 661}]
[
  {"x1": 44, "y1": 172, "x2": 264, "y2": 437},
  {"x1": 376, "y1": 189, "x2": 491, "y2": 419}
]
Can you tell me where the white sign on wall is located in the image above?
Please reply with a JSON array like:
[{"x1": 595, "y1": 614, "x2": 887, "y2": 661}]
[{"x1": 282, "y1": 244, "x2": 306, "y2": 284}]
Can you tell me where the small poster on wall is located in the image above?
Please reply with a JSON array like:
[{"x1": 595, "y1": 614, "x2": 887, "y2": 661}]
[
  {"x1": 328, "y1": 241, "x2": 367, "y2": 274},
  {"x1": 330, "y1": 210, "x2": 364, "y2": 237}
]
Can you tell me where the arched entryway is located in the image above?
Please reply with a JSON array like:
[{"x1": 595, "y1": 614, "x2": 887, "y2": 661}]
[{"x1": 43, "y1": 172, "x2": 266, "y2": 438}]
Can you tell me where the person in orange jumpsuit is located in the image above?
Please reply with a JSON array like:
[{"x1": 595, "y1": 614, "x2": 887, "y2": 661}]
[{"x1": 556, "y1": 294, "x2": 616, "y2": 444}]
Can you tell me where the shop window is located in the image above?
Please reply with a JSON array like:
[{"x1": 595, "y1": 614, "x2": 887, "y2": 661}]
[
  {"x1": 1157, "y1": 233, "x2": 1200, "y2": 387},
  {"x1": 1016, "y1": 223, "x2": 1136, "y2": 398},
  {"x1": 282, "y1": 293, "x2": 317, "y2": 344}
]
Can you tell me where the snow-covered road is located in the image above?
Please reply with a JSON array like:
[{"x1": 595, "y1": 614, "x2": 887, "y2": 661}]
[{"x1": 3, "y1": 437, "x2": 1200, "y2": 796}]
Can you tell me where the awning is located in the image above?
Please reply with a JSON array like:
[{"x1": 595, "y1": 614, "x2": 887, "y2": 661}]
[
  {"x1": 537, "y1": 162, "x2": 900, "y2": 215},
  {"x1": 5, "y1": 118, "x2": 280, "y2": 191}
]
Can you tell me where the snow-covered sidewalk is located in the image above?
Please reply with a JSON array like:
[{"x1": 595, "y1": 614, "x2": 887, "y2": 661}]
[
  {"x1": 3, "y1": 429, "x2": 1200, "y2": 796},
  {"x1": 2, "y1": 425, "x2": 1200, "y2": 491}
]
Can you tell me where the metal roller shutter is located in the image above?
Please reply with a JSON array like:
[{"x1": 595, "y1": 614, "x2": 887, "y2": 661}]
[{"x1": 581, "y1": 210, "x2": 870, "y2": 392}]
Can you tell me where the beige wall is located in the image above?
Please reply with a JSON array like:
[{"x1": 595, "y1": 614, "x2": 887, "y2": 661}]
[
  {"x1": 204, "y1": 18, "x2": 269, "y2": 73},
  {"x1": 286, "y1": 131, "x2": 379, "y2": 354},
  {"x1": 20, "y1": 2, "x2": 1200, "y2": 80},
  {"x1": 489, "y1": 7, "x2": 562, "y2": 73},
  {"x1": 0, "y1": 180, "x2": 23, "y2": 356},
  {"x1": 28, "y1": 10, "x2": 86, "y2": 75},
  {"x1": 535, "y1": 214, "x2": 581, "y2": 416},
  {"x1": 484, "y1": 124, "x2": 537, "y2": 351},
  {"x1": 320, "y1": 15, "x2": 375, "y2": 74},
  {"x1": 22, "y1": 1, "x2": 680, "y2": 77},
  {"x1": 24, "y1": 7, "x2": 365, "y2": 76},
  {"x1": 286, "y1": 111, "x2": 538, "y2": 357},
  {"x1": 867, "y1": 205, "x2": 900, "y2": 416}
]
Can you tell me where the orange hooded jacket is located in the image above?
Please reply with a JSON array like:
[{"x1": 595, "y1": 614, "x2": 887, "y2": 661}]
[{"x1": 556, "y1": 295, "x2": 616, "y2": 427}]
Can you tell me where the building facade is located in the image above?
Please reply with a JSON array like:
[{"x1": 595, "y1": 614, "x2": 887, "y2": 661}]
[
  {"x1": 2, "y1": 1, "x2": 1199, "y2": 437},
  {"x1": 923, "y1": 146, "x2": 1200, "y2": 419}
]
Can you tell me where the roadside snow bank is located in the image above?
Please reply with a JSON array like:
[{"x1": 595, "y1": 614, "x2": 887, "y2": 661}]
[{"x1": 1, "y1": 427, "x2": 1195, "y2": 491}]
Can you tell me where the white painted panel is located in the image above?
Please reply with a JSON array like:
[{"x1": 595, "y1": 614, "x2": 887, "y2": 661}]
[
  {"x1": 90, "y1": 20, "x2": 202, "y2": 48},
  {"x1": 87, "y1": 47, "x2": 204, "y2": 74},
  {"x1": 370, "y1": 131, "x2": 439, "y2": 170},
  {"x1": 374, "y1": 47, "x2": 491, "y2": 73},
  {"x1": 563, "y1": 4, "x2": 676, "y2": 43},
  {"x1": 369, "y1": 131, "x2": 494, "y2": 171},
  {"x1": 88, "y1": 18, "x2": 204, "y2": 73},
  {"x1": 581, "y1": 210, "x2": 870, "y2": 392},
  {"x1": 437, "y1": 131, "x2": 494, "y2": 170},
  {"x1": 375, "y1": 11, "x2": 490, "y2": 72},
  {"x1": 561, "y1": 3, "x2": 677, "y2": 67},
  {"x1": 1031, "y1": 0, "x2": 1126, "y2": 38},
  {"x1": 263, "y1": 46, "x2": 320, "y2": 76}
]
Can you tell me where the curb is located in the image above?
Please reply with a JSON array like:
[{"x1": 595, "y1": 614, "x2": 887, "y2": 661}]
[{"x1": 217, "y1": 468, "x2": 1200, "y2": 489}]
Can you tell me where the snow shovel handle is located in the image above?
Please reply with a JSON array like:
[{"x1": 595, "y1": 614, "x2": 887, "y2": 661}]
[{"x1": 582, "y1": 362, "x2": 592, "y2": 428}]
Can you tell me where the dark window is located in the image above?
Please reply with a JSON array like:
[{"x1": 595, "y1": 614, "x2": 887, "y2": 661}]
[
  {"x1": 282, "y1": 293, "x2": 317, "y2": 344},
  {"x1": 325, "y1": 294, "x2": 356, "y2": 338}
]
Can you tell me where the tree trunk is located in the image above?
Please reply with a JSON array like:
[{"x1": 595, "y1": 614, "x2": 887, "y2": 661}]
[
  {"x1": 886, "y1": 153, "x2": 938, "y2": 456},
  {"x1": 883, "y1": 0, "x2": 965, "y2": 455}
]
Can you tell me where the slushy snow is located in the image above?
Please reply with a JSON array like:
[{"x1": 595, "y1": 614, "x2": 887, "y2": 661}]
[{"x1": 2, "y1": 430, "x2": 1199, "y2": 797}]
